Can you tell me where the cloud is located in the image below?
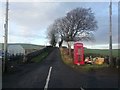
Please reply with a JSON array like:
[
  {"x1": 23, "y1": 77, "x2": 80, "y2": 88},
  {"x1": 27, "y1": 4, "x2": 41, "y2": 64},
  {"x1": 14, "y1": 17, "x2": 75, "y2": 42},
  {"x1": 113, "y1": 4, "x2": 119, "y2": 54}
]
[
  {"x1": 93, "y1": 15, "x2": 118, "y2": 44},
  {"x1": 9, "y1": 2, "x2": 61, "y2": 29},
  {"x1": 2, "y1": 2, "x2": 62, "y2": 44},
  {"x1": 0, "y1": 2, "x2": 118, "y2": 49},
  {"x1": 1, "y1": 0, "x2": 119, "y2": 2}
]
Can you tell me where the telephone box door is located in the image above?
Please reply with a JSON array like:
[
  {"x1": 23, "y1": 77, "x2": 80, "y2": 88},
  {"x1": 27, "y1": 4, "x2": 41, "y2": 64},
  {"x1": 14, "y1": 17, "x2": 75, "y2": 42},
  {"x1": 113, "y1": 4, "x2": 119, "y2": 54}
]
[{"x1": 74, "y1": 43, "x2": 84, "y2": 65}]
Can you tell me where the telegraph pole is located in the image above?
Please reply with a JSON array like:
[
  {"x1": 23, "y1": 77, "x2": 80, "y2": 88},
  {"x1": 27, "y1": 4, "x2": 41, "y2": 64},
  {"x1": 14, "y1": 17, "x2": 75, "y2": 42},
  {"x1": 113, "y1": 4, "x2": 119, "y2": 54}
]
[
  {"x1": 109, "y1": 0, "x2": 113, "y2": 67},
  {"x1": 3, "y1": 0, "x2": 9, "y2": 72}
]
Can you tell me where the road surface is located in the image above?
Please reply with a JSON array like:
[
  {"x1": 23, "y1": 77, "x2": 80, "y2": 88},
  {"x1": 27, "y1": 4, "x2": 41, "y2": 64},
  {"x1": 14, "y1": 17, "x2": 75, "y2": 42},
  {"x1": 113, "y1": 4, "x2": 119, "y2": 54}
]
[{"x1": 3, "y1": 48, "x2": 119, "y2": 89}]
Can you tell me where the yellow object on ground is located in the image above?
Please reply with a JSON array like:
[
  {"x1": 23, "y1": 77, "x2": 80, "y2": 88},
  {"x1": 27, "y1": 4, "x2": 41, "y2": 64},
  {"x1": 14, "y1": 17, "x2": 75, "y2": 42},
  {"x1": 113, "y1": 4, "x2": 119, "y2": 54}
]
[{"x1": 95, "y1": 58, "x2": 104, "y2": 65}]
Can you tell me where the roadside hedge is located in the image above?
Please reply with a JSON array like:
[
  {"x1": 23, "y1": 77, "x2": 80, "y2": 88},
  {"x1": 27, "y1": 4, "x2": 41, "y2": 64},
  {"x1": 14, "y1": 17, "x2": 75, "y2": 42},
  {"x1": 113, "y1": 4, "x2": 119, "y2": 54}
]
[{"x1": 25, "y1": 46, "x2": 53, "y2": 62}]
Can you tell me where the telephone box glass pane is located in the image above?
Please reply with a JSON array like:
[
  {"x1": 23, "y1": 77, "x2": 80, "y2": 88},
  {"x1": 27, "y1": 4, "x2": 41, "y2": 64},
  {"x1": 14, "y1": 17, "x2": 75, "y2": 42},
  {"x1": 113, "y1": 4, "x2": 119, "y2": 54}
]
[
  {"x1": 78, "y1": 48, "x2": 81, "y2": 55},
  {"x1": 78, "y1": 48, "x2": 81, "y2": 62}
]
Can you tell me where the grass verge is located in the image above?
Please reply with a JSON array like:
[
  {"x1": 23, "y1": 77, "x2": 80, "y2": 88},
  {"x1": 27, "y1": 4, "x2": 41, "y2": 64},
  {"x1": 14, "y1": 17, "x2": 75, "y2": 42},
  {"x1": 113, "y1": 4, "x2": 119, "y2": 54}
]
[
  {"x1": 60, "y1": 48, "x2": 108, "y2": 72},
  {"x1": 31, "y1": 52, "x2": 49, "y2": 63}
]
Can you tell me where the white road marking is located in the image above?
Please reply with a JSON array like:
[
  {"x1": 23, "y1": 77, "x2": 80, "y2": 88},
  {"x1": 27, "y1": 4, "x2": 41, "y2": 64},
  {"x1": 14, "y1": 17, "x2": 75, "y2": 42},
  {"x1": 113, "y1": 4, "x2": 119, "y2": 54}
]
[
  {"x1": 44, "y1": 66, "x2": 52, "y2": 90},
  {"x1": 80, "y1": 87, "x2": 85, "y2": 90}
]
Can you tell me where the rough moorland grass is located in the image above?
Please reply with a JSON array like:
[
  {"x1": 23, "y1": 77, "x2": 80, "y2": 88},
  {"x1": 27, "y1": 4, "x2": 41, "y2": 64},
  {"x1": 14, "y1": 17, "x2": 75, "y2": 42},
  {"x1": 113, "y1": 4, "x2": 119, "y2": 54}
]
[
  {"x1": 60, "y1": 48, "x2": 108, "y2": 72},
  {"x1": 31, "y1": 52, "x2": 49, "y2": 63}
]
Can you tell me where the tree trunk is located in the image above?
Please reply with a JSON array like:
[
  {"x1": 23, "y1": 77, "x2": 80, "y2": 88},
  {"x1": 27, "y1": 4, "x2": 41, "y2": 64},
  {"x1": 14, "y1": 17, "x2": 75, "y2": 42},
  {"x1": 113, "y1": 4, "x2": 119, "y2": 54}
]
[
  {"x1": 59, "y1": 39, "x2": 63, "y2": 47},
  {"x1": 67, "y1": 41, "x2": 72, "y2": 57}
]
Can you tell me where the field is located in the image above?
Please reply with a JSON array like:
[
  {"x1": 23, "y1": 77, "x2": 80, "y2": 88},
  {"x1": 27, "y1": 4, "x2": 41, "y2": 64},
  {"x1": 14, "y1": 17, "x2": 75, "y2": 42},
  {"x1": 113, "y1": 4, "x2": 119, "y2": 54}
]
[{"x1": 84, "y1": 48, "x2": 119, "y2": 57}]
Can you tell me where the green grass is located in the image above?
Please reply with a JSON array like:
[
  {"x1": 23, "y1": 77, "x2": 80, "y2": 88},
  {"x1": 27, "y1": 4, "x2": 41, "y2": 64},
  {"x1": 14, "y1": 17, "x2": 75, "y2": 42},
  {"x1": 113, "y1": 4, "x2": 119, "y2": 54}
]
[
  {"x1": 31, "y1": 52, "x2": 49, "y2": 63},
  {"x1": 84, "y1": 48, "x2": 119, "y2": 57},
  {"x1": 78, "y1": 64, "x2": 108, "y2": 71}
]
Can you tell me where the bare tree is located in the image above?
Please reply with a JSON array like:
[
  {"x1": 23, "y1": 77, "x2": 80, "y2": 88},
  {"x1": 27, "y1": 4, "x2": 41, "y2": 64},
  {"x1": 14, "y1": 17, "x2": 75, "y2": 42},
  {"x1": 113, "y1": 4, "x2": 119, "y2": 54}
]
[
  {"x1": 47, "y1": 23, "x2": 59, "y2": 47},
  {"x1": 47, "y1": 7, "x2": 97, "y2": 55},
  {"x1": 56, "y1": 8, "x2": 97, "y2": 55},
  {"x1": 47, "y1": 18, "x2": 67, "y2": 47}
]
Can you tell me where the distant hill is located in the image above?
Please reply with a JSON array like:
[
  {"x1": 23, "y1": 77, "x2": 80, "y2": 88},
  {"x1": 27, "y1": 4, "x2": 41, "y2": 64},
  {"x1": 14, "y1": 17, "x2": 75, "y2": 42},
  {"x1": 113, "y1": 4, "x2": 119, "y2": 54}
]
[
  {"x1": 0, "y1": 43, "x2": 45, "y2": 50},
  {"x1": 9, "y1": 43, "x2": 45, "y2": 50}
]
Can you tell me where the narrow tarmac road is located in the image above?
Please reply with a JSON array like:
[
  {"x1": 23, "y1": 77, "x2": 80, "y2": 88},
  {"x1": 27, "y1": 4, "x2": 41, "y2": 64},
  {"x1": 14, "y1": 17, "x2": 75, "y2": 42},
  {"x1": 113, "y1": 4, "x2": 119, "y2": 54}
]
[{"x1": 3, "y1": 48, "x2": 119, "y2": 89}]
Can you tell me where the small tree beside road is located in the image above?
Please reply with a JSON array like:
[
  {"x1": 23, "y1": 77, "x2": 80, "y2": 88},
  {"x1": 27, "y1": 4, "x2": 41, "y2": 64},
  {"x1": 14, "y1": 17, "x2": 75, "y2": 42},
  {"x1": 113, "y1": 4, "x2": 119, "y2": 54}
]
[{"x1": 47, "y1": 23, "x2": 58, "y2": 47}]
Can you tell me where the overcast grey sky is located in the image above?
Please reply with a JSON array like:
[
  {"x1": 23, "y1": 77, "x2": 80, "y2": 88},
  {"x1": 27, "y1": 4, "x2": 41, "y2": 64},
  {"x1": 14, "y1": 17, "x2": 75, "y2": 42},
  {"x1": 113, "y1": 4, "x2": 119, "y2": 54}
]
[{"x1": 0, "y1": 1, "x2": 118, "y2": 49}]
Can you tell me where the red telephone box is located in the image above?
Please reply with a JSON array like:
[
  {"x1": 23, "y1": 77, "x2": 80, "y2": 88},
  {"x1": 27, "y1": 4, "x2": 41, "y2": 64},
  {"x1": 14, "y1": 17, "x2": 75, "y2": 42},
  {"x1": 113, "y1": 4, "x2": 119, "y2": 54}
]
[{"x1": 74, "y1": 43, "x2": 84, "y2": 65}]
